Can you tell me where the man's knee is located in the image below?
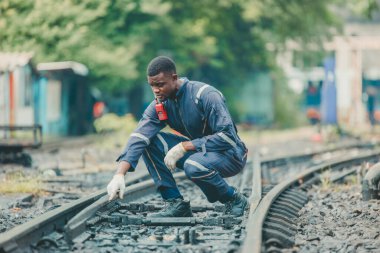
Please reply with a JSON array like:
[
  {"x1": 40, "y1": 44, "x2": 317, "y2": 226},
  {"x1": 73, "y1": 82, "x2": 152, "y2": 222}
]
[
  {"x1": 183, "y1": 159, "x2": 212, "y2": 179},
  {"x1": 183, "y1": 163, "x2": 197, "y2": 178}
]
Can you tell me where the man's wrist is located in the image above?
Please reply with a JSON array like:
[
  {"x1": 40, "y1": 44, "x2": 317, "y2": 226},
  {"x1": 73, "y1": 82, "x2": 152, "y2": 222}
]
[
  {"x1": 115, "y1": 169, "x2": 127, "y2": 176},
  {"x1": 115, "y1": 161, "x2": 131, "y2": 175},
  {"x1": 181, "y1": 141, "x2": 196, "y2": 151}
]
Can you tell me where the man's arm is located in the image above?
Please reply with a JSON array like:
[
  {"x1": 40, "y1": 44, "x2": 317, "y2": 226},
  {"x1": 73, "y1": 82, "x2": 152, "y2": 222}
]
[
  {"x1": 115, "y1": 160, "x2": 131, "y2": 175},
  {"x1": 108, "y1": 101, "x2": 165, "y2": 200},
  {"x1": 116, "y1": 101, "x2": 166, "y2": 171},
  {"x1": 182, "y1": 141, "x2": 196, "y2": 151}
]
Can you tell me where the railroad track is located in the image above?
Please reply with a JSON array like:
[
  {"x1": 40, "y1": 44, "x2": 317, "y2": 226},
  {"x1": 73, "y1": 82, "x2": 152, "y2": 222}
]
[
  {"x1": 243, "y1": 149, "x2": 380, "y2": 253},
  {"x1": 0, "y1": 140, "x2": 378, "y2": 252}
]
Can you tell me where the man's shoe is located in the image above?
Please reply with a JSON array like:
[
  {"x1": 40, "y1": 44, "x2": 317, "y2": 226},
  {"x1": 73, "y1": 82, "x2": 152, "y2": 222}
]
[
  {"x1": 149, "y1": 198, "x2": 193, "y2": 218},
  {"x1": 224, "y1": 191, "x2": 248, "y2": 217}
]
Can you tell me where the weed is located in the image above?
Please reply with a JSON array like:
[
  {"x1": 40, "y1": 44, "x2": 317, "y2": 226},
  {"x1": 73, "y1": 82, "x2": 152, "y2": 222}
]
[{"x1": 0, "y1": 171, "x2": 42, "y2": 194}]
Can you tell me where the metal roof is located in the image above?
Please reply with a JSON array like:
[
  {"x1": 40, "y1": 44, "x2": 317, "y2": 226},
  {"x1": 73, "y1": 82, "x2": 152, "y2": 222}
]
[
  {"x1": 37, "y1": 61, "x2": 89, "y2": 76},
  {"x1": 0, "y1": 52, "x2": 34, "y2": 72}
]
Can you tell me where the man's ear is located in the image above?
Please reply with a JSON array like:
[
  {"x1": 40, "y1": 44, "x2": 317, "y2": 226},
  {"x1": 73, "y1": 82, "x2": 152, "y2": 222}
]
[{"x1": 172, "y1": 73, "x2": 178, "y2": 80}]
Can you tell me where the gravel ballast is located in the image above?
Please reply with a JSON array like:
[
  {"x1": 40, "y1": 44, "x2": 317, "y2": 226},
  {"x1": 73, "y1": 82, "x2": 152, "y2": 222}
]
[{"x1": 293, "y1": 184, "x2": 380, "y2": 252}]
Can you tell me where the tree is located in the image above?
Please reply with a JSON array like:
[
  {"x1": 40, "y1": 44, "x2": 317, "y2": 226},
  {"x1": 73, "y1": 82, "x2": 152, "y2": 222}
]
[
  {"x1": 0, "y1": 0, "x2": 344, "y2": 90},
  {"x1": 1, "y1": 0, "x2": 148, "y2": 91},
  {"x1": 2, "y1": 0, "x2": 373, "y2": 121}
]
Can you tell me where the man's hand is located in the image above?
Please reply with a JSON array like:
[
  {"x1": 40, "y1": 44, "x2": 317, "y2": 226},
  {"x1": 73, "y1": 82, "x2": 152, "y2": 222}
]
[
  {"x1": 164, "y1": 142, "x2": 187, "y2": 171},
  {"x1": 107, "y1": 174, "x2": 125, "y2": 201}
]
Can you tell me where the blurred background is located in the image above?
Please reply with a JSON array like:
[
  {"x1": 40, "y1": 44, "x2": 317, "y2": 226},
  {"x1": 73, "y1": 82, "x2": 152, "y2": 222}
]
[{"x1": 1, "y1": 0, "x2": 380, "y2": 137}]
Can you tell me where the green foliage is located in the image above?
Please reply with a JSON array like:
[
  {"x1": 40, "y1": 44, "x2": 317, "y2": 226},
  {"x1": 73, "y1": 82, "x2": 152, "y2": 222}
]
[
  {"x1": 0, "y1": 0, "x2": 343, "y2": 93},
  {"x1": 272, "y1": 68, "x2": 306, "y2": 128},
  {"x1": 293, "y1": 50, "x2": 328, "y2": 69},
  {"x1": 341, "y1": 0, "x2": 379, "y2": 20},
  {"x1": 0, "y1": 0, "x2": 145, "y2": 91},
  {"x1": 1, "y1": 0, "x2": 373, "y2": 126},
  {"x1": 93, "y1": 113, "x2": 138, "y2": 149},
  {"x1": 93, "y1": 113, "x2": 137, "y2": 133}
]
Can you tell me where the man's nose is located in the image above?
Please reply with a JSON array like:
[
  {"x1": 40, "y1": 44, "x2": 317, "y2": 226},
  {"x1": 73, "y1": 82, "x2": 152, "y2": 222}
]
[{"x1": 153, "y1": 87, "x2": 160, "y2": 93}]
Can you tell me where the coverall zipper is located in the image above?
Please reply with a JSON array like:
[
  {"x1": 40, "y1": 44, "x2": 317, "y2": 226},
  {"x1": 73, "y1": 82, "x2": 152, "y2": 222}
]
[
  {"x1": 175, "y1": 98, "x2": 193, "y2": 139},
  {"x1": 202, "y1": 119, "x2": 207, "y2": 135}
]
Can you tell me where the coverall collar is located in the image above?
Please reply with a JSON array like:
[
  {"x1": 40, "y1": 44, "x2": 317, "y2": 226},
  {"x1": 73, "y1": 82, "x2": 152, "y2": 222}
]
[{"x1": 175, "y1": 77, "x2": 189, "y2": 98}]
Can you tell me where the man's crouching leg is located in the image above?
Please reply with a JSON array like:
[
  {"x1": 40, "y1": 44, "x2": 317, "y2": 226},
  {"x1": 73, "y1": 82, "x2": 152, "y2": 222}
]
[
  {"x1": 183, "y1": 158, "x2": 248, "y2": 217},
  {"x1": 142, "y1": 133, "x2": 193, "y2": 217}
]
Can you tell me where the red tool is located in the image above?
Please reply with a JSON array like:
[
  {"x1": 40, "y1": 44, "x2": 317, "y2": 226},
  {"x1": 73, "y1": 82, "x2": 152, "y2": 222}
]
[{"x1": 155, "y1": 99, "x2": 168, "y2": 121}]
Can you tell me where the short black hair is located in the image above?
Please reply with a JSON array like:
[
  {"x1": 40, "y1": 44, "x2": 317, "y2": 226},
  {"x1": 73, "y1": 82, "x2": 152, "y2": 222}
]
[{"x1": 147, "y1": 56, "x2": 176, "y2": 76}]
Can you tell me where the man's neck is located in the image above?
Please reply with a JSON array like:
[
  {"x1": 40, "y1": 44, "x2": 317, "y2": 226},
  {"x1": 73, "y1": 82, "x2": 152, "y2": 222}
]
[
  {"x1": 176, "y1": 78, "x2": 184, "y2": 91},
  {"x1": 172, "y1": 78, "x2": 184, "y2": 98}
]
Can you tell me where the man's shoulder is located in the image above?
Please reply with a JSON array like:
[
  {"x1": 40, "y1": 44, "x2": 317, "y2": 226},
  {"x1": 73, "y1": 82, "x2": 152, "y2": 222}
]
[
  {"x1": 187, "y1": 80, "x2": 219, "y2": 95},
  {"x1": 187, "y1": 80, "x2": 209, "y2": 90},
  {"x1": 142, "y1": 100, "x2": 157, "y2": 116},
  {"x1": 187, "y1": 80, "x2": 224, "y2": 105}
]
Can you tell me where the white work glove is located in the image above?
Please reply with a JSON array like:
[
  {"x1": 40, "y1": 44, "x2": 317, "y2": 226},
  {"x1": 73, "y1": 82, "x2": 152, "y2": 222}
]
[
  {"x1": 107, "y1": 174, "x2": 125, "y2": 201},
  {"x1": 164, "y1": 143, "x2": 187, "y2": 171}
]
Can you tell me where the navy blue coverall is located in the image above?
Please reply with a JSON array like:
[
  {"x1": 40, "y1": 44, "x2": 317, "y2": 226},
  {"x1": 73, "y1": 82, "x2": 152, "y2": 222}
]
[{"x1": 117, "y1": 78, "x2": 248, "y2": 203}]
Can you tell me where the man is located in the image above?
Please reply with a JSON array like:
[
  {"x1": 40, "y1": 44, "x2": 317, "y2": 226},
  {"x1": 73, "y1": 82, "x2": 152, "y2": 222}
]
[{"x1": 107, "y1": 56, "x2": 248, "y2": 217}]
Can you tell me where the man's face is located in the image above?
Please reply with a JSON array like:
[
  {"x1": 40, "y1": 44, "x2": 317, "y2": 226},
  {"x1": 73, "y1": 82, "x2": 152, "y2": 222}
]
[{"x1": 148, "y1": 72, "x2": 178, "y2": 101}]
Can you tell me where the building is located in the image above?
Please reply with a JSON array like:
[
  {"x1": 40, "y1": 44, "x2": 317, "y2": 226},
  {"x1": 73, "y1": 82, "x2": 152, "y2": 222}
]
[
  {"x1": 0, "y1": 52, "x2": 36, "y2": 126},
  {"x1": 36, "y1": 61, "x2": 93, "y2": 136},
  {"x1": 0, "y1": 52, "x2": 94, "y2": 136}
]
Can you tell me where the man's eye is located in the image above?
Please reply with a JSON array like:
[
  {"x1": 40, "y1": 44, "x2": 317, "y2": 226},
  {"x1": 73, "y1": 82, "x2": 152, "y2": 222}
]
[{"x1": 150, "y1": 82, "x2": 164, "y2": 88}]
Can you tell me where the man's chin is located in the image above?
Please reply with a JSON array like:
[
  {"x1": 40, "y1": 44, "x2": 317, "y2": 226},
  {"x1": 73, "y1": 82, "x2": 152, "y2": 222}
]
[{"x1": 156, "y1": 96, "x2": 167, "y2": 102}]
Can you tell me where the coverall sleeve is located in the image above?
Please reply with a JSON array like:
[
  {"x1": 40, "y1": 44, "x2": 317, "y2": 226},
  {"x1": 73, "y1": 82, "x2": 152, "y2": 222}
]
[
  {"x1": 116, "y1": 101, "x2": 166, "y2": 171},
  {"x1": 191, "y1": 91, "x2": 238, "y2": 153}
]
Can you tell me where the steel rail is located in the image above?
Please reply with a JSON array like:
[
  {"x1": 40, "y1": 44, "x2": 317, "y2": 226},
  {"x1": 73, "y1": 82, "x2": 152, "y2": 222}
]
[
  {"x1": 64, "y1": 172, "x2": 188, "y2": 242},
  {"x1": 248, "y1": 151, "x2": 262, "y2": 214},
  {"x1": 0, "y1": 170, "x2": 151, "y2": 253},
  {"x1": 242, "y1": 149, "x2": 380, "y2": 253},
  {"x1": 260, "y1": 140, "x2": 376, "y2": 169}
]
